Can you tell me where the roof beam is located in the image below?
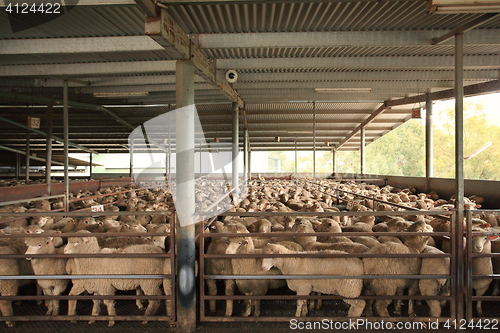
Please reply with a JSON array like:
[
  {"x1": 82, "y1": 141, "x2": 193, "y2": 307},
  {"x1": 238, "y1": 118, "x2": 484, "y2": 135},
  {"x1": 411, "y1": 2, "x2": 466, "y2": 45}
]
[
  {"x1": 0, "y1": 60, "x2": 176, "y2": 77},
  {"x1": 217, "y1": 55, "x2": 500, "y2": 71},
  {"x1": 0, "y1": 36, "x2": 164, "y2": 55},
  {"x1": 237, "y1": 70, "x2": 500, "y2": 82},
  {"x1": 198, "y1": 29, "x2": 500, "y2": 49},
  {"x1": 145, "y1": 7, "x2": 244, "y2": 108},
  {"x1": 432, "y1": 14, "x2": 500, "y2": 45},
  {"x1": 134, "y1": 0, "x2": 157, "y2": 17},
  {"x1": 335, "y1": 104, "x2": 387, "y2": 150},
  {"x1": 387, "y1": 79, "x2": 500, "y2": 107}
]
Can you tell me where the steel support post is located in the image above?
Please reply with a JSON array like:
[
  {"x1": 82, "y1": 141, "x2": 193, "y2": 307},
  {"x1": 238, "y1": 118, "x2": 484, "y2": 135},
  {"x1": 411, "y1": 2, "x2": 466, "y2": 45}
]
[
  {"x1": 130, "y1": 140, "x2": 134, "y2": 181},
  {"x1": 175, "y1": 59, "x2": 196, "y2": 333},
  {"x1": 455, "y1": 32, "x2": 465, "y2": 321},
  {"x1": 15, "y1": 152, "x2": 19, "y2": 180},
  {"x1": 361, "y1": 127, "x2": 365, "y2": 176},
  {"x1": 295, "y1": 138, "x2": 298, "y2": 175},
  {"x1": 89, "y1": 153, "x2": 93, "y2": 180},
  {"x1": 313, "y1": 102, "x2": 316, "y2": 179},
  {"x1": 332, "y1": 149, "x2": 336, "y2": 174},
  {"x1": 248, "y1": 149, "x2": 252, "y2": 180},
  {"x1": 232, "y1": 102, "x2": 239, "y2": 194},
  {"x1": 46, "y1": 105, "x2": 53, "y2": 194},
  {"x1": 63, "y1": 80, "x2": 69, "y2": 211},
  {"x1": 244, "y1": 129, "x2": 248, "y2": 181},
  {"x1": 425, "y1": 92, "x2": 434, "y2": 193},
  {"x1": 25, "y1": 131, "x2": 30, "y2": 182}
]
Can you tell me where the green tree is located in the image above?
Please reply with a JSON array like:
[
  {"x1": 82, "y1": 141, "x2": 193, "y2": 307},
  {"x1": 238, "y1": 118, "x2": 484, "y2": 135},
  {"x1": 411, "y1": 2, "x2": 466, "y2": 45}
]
[
  {"x1": 433, "y1": 101, "x2": 500, "y2": 180},
  {"x1": 268, "y1": 151, "x2": 294, "y2": 173}
]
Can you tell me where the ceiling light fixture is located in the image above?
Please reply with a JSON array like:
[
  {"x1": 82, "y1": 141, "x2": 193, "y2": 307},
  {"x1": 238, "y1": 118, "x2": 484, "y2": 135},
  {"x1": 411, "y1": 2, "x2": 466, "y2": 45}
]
[
  {"x1": 428, "y1": 0, "x2": 500, "y2": 13},
  {"x1": 93, "y1": 92, "x2": 149, "y2": 97},
  {"x1": 314, "y1": 88, "x2": 372, "y2": 93}
]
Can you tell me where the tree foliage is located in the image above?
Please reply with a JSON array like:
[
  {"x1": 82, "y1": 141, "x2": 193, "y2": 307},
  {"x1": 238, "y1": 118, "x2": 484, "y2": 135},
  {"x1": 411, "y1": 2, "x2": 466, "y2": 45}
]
[{"x1": 266, "y1": 100, "x2": 500, "y2": 180}]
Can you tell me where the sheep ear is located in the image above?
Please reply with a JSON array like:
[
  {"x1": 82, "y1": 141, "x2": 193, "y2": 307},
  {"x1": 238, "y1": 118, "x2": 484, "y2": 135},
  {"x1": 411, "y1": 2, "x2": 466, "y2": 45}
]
[
  {"x1": 485, "y1": 223, "x2": 491, "y2": 228},
  {"x1": 489, "y1": 235, "x2": 498, "y2": 240},
  {"x1": 244, "y1": 240, "x2": 249, "y2": 245},
  {"x1": 278, "y1": 250, "x2": 282, "y2": 254},
  {"x1": 82, "y1": 237, "x2": 91, "y2": 243}
]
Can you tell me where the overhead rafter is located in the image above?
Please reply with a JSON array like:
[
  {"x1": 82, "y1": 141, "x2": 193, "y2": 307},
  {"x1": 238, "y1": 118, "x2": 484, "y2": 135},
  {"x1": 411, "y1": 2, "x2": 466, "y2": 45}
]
[
  {"x1": 0, "y1": 144, "x2": 77, "y2": 167},
  {"x1": 0, "y1": 36, "x2": 164, "y2": 55},
  {"x1": 0, "y1": 60, "x2": 176, "y2": 77},
  {"x1": 197, "y1": 29, "x2": 500, "y2": 49},
  {"x1": 217, "y1": 55, "x2": 500, "y2": 71},
  {"x1": 336, "y1": 104, "x2": 387, "y2": 150},
  {"x1": 432, "y1": 13, "x2": 500, "y2": 45},
  {"x1": 145, "y1": 7, "x2": 244, "y2": 108},
  {"x1": 237, "y1": 70, "x2": 500, "y2": 82}
]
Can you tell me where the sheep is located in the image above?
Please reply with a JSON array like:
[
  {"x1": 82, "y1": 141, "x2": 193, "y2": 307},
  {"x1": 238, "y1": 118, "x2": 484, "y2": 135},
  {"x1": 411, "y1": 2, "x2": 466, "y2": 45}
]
[
  {"x1": 225, "y1": 233, "x2": 287, "y2": 317},
  {"x1": 293, "y1": 224, "x2": 369, "y2": 253},
  {"x1": 64, "y1": 233, "x2": 169, "y2": 326},
  {"x1": 470, "y1": 229, "x2": 495, "y2": 317},
  {"x1": 204, "y1": 221, "x2": 248, "y2": 316},
  {"x1": 261, "y1": 243, "x2": 365, "y2": 317},
  {"x1": 0, "y1": 244, "x2": 34, "y2": 327},
  {"x1": 363, "y1": 221, "x2": 432, "y2": 317},
  {"x1": 418, "y1": 245, "x2": 451, "y2": 317},
  {"x1": 24, "y1": 237, "x2": 69, "y2": 316}
]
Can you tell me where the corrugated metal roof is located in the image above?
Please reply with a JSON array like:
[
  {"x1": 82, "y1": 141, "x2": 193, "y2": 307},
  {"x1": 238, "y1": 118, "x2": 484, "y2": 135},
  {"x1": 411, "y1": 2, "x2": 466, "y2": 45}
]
[
  {"x1": 167, "y1": 2, "x2": 500, "y2": 34},
  {"x1": 1, "y1": 1, "x2": 500, "y2": 153},
  {"x1": 0, "y1": 5, "x2": 144, "y2": 39}
]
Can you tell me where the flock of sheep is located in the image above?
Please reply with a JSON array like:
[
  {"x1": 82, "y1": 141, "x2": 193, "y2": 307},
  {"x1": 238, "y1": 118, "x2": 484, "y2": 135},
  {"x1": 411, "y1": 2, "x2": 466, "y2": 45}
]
[{"x1": 0, "y1": 177, "x2": 499, "y2": 327}]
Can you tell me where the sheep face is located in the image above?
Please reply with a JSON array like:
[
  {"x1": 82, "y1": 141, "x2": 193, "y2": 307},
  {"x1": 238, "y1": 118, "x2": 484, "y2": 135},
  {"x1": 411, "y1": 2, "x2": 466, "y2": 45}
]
[
  {"x1": 472, "y1": 234, "x2": 489, "y2": 253},
  {"x1": 225, "y1": 238, "x2": 248, "y2": 254},
  {"x1": 64, "y1": 236, "x2": 95, "y2": 254},
  {"x1": 25, "y1": 238, "x2": 54, "y2": 260}
]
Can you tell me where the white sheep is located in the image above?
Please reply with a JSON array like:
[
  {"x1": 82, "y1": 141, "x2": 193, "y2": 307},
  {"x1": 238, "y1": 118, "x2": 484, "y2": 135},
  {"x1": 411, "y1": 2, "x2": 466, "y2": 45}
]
[
  {"x1": 24, "y1": 237, "x2": 69, "y2": 316},
  {"x1": 261, "y1": 243, "x2": 365, "y2": 317},
  {"x1": 470, "y1": 229, "x2": 495, "y2": 317},
  {"x1": 363, "y1": 221, "x2": 432, "y2": 317},
  {"x1": 418, "y1": 245, "x2": 451, "y2": 317},
  {"x1": 225, "y1": 234, "x2": 287, "y2": 317},
  {"x1": 64, "y1": 232, "x2": 169, "y2": 326}
]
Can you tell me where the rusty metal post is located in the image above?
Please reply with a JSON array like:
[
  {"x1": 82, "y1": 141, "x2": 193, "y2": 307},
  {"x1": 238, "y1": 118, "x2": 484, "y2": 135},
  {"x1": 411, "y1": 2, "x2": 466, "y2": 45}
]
[
  {"x1": 46, "y1": 105, "x2": 53, "y2": 194},
  {"x1": 25, "y1": 131, "x2": 30, "y2": 182},
  {"x1": 455, "y1": 32, "x2": 465, "y2": 321},
  {"x1": 175, "y1": 59, "x2": 196, "y2": 333}
]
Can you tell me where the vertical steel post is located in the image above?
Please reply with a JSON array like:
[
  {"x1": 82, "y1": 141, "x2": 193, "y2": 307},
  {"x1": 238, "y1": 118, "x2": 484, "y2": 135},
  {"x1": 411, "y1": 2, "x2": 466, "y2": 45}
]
[
  {"x1": 244, "y1": 129, "x2": 248, "y2": 181},
  {"x1": 332, "y1": 149, "x2": 336, "y2": 174},
  {"x1": 199, "y1": 140, "x2": 202, "y2": 177},
  {"x1": 313, "y1": 102, "x2": 316, "y2": 179},
  {"x1": 295, "y1": 138, "x2": 298, "y2": 175},
  {"x1": 361, "y1": 127, "x2": 365, "y2": 176},
  {"x1": 130, "y1": 139, "x2": 134, "y2": 181},
  {"x1": 175, "y1": 59, "x2": 196, "y2": 333},
  {"x1": 455, "y1": 32, "x2": 465, "y2": 322},
  {"x1": 46, "y1": 105, "x2": 53, "y2": 194},
  {"x1": 63, "y1": 80, "x2": 69, "y2": 212},
  {"x1": 89, "y1": 153, "x2": 93, "y2": 180},
  {"x1": 232, "y1": 102, "x2": 239, "y2": 194},
  {"x1": 248, "y1": 149, "x2": 252, "y2": 180},
  {"x1": 426, "y1": 92, "x2": 434, "y2": 193},
  {"x1": 25, "y1": 131, "x2": 30, "y2": 182},
  {"x1": 15, "y1": 152, "x2": 19, "y2": 180}
]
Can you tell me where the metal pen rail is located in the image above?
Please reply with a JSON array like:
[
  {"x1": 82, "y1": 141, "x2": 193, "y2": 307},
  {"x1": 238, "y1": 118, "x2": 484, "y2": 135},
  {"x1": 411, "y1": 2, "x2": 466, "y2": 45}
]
[
  {"x1": 199, "y1": 210, "x2": 457, "y2": 323},
  {"x1": 0, "y1": 209, "x2": 176, "y2": 325},
  {"x1": 465, "y1": 209, "x2": 500, "y2": 322}
]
